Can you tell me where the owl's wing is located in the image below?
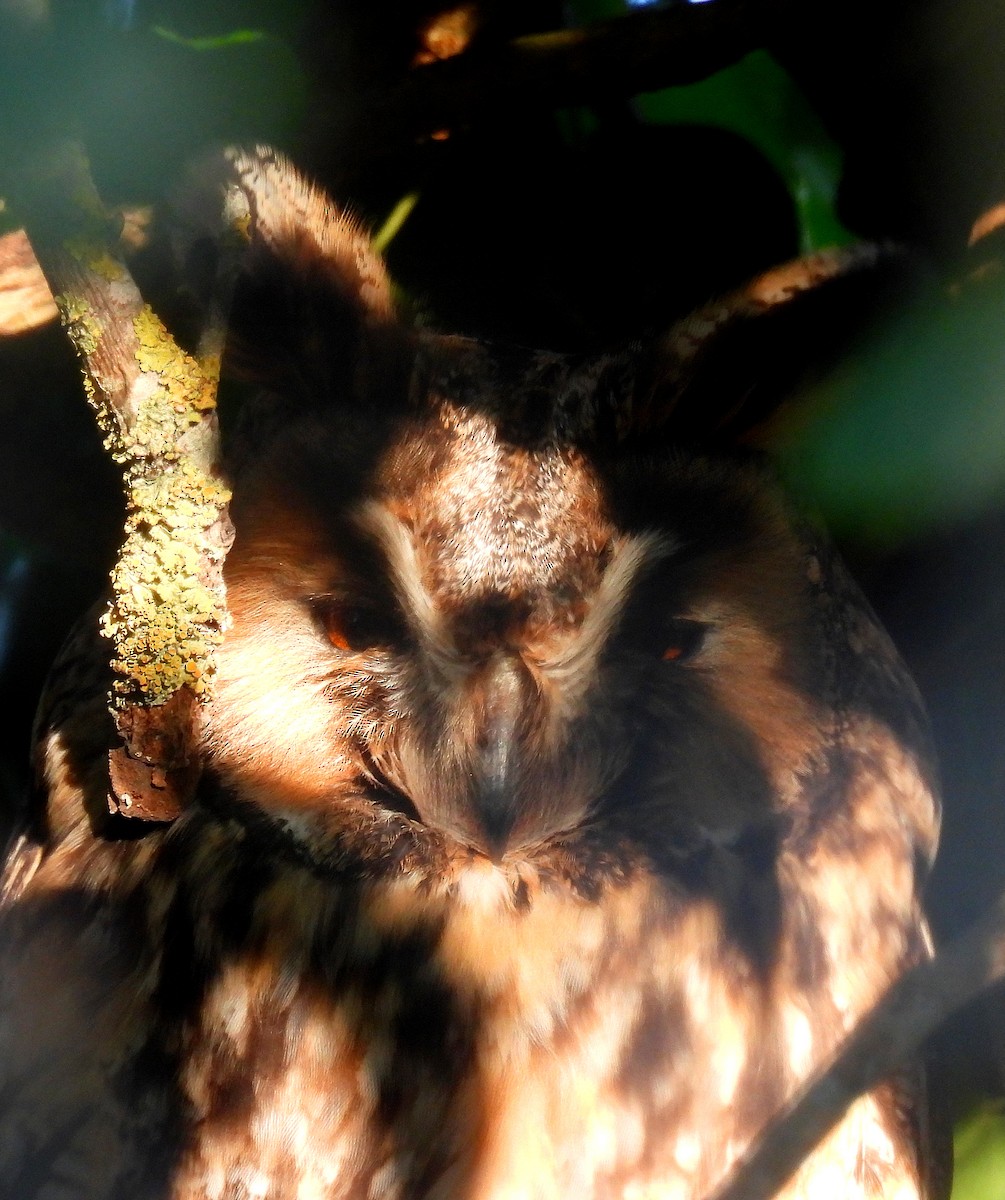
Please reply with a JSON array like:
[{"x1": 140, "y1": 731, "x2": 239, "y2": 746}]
[{"x1": 0, "y1": 603, "x2": 186, "y2": 1197}]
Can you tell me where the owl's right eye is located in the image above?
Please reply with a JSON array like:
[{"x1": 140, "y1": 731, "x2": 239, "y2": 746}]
[{"x1": 309, "y1": 597, "x2": 400, "y2": 654}]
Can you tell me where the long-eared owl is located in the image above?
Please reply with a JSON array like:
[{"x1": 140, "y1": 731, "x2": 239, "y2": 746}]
[{"x1": 0, "y1": 148, "x2": 944, "y2": 1199}]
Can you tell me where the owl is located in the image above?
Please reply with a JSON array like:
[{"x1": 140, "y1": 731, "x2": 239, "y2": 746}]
[{"x1": 0, "y1": 148, "x2": 945, "y2": 1200}]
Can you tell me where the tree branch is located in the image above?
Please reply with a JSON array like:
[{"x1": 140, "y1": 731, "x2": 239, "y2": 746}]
[
  {"x1": 706, "y1": 890, "x2": 1005, "y2": 1200},
  {"x1": 9, "y1": 142, "x2": 233, "y2": 822},
  {"x1": 0, "y1": 229, "x2": 56, "y2": 335}
]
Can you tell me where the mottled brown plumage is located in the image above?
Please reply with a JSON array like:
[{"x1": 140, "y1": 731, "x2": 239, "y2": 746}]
[{"x1": 0, "y1": 148, "x2": 943, "y2": 1200}]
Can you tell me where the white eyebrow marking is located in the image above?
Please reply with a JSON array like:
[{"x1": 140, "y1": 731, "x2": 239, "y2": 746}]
[
  {"x1": 356, "y1": 502, "x2": 672, "y2": 705},
  {"x1": 354, "y1": 501, "x2": 465, "y2": 682},
  {"x1": 542, "y1": 531, "x2": 672, "y2": 696}
]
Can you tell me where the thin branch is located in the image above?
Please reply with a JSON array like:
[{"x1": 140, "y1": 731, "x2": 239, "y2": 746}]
[
  {"x1": 0, "y1": 229, "x2": 56, "y2": 335},
  {"x1": 706, "y1": 890, "x2": 1005, "y2": 1200}
]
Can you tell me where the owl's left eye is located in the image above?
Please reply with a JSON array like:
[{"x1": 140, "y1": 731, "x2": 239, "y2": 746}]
[
  {"x1": 617, "y1": 605, "x2": 709, "y2": 664},
  {"x1": 660, "y1": 618, "x2": 708, "y2": 664},
  {"x1": 310, "y1": 597, "x2": 401, "y2": 653}
]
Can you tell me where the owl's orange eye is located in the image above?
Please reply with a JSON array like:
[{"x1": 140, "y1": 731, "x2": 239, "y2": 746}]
[
  {"x1": 324, "y1": 615, "x2": 354, "y2": 652},
  {"x1": 661, "y1": 619, "x2": 708, "y2": 664},
  {"x1": 311, "y1": 598, "x2": 398, "y2": 653}
]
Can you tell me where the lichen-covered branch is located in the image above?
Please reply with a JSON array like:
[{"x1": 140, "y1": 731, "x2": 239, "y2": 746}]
[{"x1": 11, "y1": 142, "x2": 232, "y2": 821}]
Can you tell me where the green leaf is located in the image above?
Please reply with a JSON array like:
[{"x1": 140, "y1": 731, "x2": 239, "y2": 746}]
[
  {"x1": 952, "y1": 1102, "x2": 1005, "y2": 1200},
  {"x1": 564, "y1": 2, "x2": 850, "y2": 252},
  {"x1": 779, "y1": 287, "x2": 1005, "y2": 547},
  {"x1": 635, "y1": 51, "x2": 850, "y2": 253},
  {"x1": 151, "y1": 26, "x2": 268, "y2": 51}
]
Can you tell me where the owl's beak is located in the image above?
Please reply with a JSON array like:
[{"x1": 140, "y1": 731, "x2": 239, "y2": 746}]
[
  {"x1": 402, "y1": 646, "x2": 589, "y2": 861},
  {"x1": 467, "y1": 651, "x2": 538, "y2": 859}
]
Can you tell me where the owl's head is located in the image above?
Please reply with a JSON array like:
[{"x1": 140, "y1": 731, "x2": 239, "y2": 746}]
[{"x1": 192, "y1": 150, "x2": 895, "y2": 879}]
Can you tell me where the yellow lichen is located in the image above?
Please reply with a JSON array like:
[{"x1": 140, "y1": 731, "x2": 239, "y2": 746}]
[
  {"x1": 55, "y1": 293, "x2": 102, "y2": 356},
  {"x1": 101, "y1": 456, "x2": 231, "y2": 705},
  {"x1": 79, "y1": 305, "x2": 235, "y2": 707},
  {"x1": 133, "y1": 306, "x2": 218, "y2": 421},
  {"x1": 62, "y1": 234, "x2": 124, "y2": 281}
]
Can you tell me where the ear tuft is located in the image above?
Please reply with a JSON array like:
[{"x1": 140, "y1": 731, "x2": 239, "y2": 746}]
[
  {"x1": 629, "y1": 243, "x2": 923, "y2": 448},
  {"x1": 220, "y1": 145, "x2": 394, "y2": 327},
  {"x1": 168, "y1": 145, "x2": 399, "y2": 403}
]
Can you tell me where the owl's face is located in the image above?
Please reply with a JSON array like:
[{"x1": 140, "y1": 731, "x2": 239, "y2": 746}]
[{"x1": 203, "y1": 344, "x2": 825, "y2": 881}]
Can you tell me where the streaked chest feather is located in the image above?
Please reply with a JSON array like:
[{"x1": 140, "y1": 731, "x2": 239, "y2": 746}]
[
  {"x1": 172, "y1": 868, "x2": 732, "y2": 1200},
  {"x1": 0, "y1": 658, "x2": 936, "y2": 1200},
  {"x1": 110, "y1": 820, "x2": 917, "y2": 1200}
]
